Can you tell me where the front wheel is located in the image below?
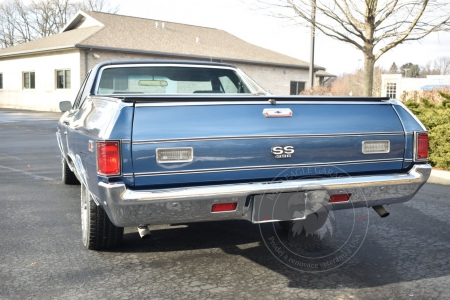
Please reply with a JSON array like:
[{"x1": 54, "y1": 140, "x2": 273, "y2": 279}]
[{"x1": 81, "y1": 184, "x2": 124, "y2": 250}]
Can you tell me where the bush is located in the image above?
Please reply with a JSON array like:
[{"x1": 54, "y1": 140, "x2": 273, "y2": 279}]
[{"x1": 404, "y1": 92, "x2": 450, "y2": 170}]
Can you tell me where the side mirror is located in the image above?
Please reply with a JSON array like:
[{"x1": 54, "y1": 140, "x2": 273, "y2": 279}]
[{"x1": 59, "y1": 101, "x2": 72, "y2": 112}]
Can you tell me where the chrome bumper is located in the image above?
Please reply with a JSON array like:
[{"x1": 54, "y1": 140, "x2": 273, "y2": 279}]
[{"x1": 98, "y1": 164, "x2": 431, "y2": 227}]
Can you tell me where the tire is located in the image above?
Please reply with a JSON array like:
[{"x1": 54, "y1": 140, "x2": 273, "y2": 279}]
[
  {"x1": 62, "y1": 157, "x2": 80, "y2": 185},
  {"x1": 81, "y1": 183, "x2": 124, "y2": 250}
]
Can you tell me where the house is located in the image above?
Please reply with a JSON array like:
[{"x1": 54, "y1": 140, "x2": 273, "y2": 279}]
[
  {"x1": 0, "y1": 11, "x2": 333, "y2": 111},
  {"x1": 381, "y1": 74, "x2": 450, "y2": 100}
]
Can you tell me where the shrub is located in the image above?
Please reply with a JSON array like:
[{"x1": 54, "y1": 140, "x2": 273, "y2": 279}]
[{"x1": 404, "y1": 93, "x2": 450, "y2": 170}]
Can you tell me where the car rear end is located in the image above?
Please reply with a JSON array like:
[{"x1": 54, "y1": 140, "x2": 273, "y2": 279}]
[{"x1": 88, "y1": 61, "x2": 430, "y2": 228}]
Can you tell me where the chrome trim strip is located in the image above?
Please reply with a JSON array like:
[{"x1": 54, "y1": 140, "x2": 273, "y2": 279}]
[
  {"x1": 135, "y1": 101, "x2": 392, "y2": 107},
  {"x1": 133, "y1": 132, "x2": 405, "y2": 144},
  {"x1": 134, "y1": 158, "x2": 404, "y2": 177},
  {"x1": 123, "y1": 173, "x2": 134, "y2": 177},
  {"x1": 121, "y1": 139, "x2": 131, "y2": 144}
]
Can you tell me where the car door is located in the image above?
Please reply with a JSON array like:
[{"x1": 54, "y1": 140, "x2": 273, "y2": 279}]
[{"x1": 59, "y1": 70, "x2": 92, "y2": 161}]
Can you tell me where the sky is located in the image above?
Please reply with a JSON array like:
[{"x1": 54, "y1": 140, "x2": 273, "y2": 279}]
[
  {"x1": 111, "y1": 0, "x2": 450, "y2": 76},
  {"x1": 112, "y1": 0, "x2": 450, "y2": 76}
]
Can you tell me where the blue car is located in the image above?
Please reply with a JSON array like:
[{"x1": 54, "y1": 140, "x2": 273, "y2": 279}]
[{"x1": 56, "y1": 60, "x2": 431, "y2": 250}]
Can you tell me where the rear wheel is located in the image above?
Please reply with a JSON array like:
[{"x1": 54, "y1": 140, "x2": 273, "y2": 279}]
[
  {"x1": 62, "y1": 157, "x2": 80, "y2": 185},
  {"x1": 81, "y1": 184, "x2": 124, "y2": 250}
]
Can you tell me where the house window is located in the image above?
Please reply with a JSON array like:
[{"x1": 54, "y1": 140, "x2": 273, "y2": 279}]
[
  {"x1": 290, "y1": 81, "x2": 305, "y2": 95},
  {"x1": 23, "y1": 72, "x2": 35, "y2": 89},
  {"x1": 386, "y1": 82, "x2": 396, "y2": 99},
  {"x1": 56, "y1": 70, "x2": 71, "y2": 89},
  {"x1": 0, "y1": 73, "x2": 3, "y2": 89}
]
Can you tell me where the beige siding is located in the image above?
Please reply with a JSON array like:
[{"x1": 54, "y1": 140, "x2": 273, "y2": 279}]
[{"x1": 0, "y1": 50, "x2": 81, "y2": 112}]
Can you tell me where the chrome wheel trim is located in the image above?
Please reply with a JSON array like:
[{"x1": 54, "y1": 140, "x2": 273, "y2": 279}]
[{"x1": 81, "y1": 185, "x2": 88, "y2": 245}]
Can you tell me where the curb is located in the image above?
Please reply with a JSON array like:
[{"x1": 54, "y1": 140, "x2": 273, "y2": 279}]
[{"x1": 428, "y1": 169, "x2": 450, "y2": 185}]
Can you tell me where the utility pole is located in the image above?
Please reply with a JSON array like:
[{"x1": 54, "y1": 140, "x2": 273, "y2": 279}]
[{"x1": 309, "y1": 0, "x2": 316, "y2": 89}]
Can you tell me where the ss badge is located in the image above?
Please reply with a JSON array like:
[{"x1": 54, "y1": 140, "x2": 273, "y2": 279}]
[{"x1": 271, "y1": 146, "x2": 295, "y2": 159}]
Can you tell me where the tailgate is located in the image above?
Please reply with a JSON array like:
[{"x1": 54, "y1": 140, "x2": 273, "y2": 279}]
[{"x1": 131, "y1": 102, "x2": 405, "y2": 188}]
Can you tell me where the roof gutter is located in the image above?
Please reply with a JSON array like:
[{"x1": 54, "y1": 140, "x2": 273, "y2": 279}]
[
  {"x1": 75, "y1": 44, "x2": 325, "y2": 71},
  {"x1": 0, "y1": 45, "x2": 77, "y2": 58}
]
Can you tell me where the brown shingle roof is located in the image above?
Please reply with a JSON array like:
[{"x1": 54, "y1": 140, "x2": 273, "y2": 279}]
[
  {"x1": 315, "y1": 70, "x2": 336, "y2": 77},
  {"x1": 0, "y1": 26, "x2": 101, "y2": 56},
  {"x1": 0, "y1": 11, "x2": 322, "y2": 69},
  {"x1": 79, "y1": 11, "x2": 316, "y2": 68}
]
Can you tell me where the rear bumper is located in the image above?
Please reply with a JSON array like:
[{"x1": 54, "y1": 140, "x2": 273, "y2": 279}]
[{"x1": 98, "y1": 164, "x2": 431, "y2": 227}]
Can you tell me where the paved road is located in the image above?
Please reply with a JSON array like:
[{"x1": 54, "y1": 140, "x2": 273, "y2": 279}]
[{"x1": 0, "y1": 108, "x2": 449, "y2": 300}]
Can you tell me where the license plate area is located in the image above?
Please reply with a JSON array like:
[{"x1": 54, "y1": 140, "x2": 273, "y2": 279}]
[{"x1": 252, "y1": 192, "x2": 308, "y2": 223}]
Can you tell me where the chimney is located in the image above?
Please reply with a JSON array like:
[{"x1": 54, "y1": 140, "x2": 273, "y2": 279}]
[
  {"x1": 196, "y1": 37, "x2": 199, "y2": 43},
  {"x1": 162, "y1": 22, "x2": 165, "y2": 29},
  {"x1": 155, "y1": 21, "x2": 159, "y2": 28}
]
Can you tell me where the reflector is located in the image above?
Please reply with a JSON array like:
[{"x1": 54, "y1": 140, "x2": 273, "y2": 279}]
[
  {"x1": 329, "y1": 194, "x2": 351, "y2": 203},
  {"x1": 211, "y1": 202, "x2": 238, "y2": 212}
]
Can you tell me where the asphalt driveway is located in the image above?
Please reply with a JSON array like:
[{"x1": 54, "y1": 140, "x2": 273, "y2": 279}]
[{"x1": 0, "y1": 108, "x2": 449, "y2": 300}]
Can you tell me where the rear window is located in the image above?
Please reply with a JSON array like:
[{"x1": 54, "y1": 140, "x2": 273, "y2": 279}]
[{"x1": 96, "y1": 66, "x2": 254, "y2": 95}]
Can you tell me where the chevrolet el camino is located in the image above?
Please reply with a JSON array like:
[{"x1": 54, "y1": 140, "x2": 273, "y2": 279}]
[{"x1": 56, "y1": 60, "x2": 431, "y2": 250}]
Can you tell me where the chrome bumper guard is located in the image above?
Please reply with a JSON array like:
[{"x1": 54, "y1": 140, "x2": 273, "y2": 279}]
[{"x1": 99, "y1": 164, "x2": 431, "y2": 227}]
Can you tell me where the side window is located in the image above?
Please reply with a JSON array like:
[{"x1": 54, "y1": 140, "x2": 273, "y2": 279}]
[
  {"x1": 386, "y1": 82, "x2": 396, "y2": 99},
  {"x1": 290, "y1": 81, "x2": 305, "y2": 95},
  {"x1": 56, "y1": 70, "x2": 71, "y2": 89},
  {"x1": 219, "y1": 76, "x2": 238, "y2": 93},
  {"x1": 23, "y1": 71, "x2": 35, "y2": 89},
  {"x1": 73, "y1": 70, "x2": 91, "y2": 108}
]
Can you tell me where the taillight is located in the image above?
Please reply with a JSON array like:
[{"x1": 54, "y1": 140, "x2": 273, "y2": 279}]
[
  {"x1": 97, "y1": 141, "x2": 121, "y2": 176},
  {"x1": 416, "y1": 132, "x2": 429, "y2": 160}
]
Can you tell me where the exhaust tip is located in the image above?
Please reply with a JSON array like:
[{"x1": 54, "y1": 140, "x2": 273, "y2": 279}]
[
  {"x1": 372, "y1": 205, "x2": 390, "y2": 218},
  {"x1": 137, "y1": 225, "x2": 152, "y2": 239}
]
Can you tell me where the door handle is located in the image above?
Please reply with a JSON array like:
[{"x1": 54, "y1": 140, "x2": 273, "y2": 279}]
[{"x1": 63, "y1": 120, "x2": 70, "y2": 125}]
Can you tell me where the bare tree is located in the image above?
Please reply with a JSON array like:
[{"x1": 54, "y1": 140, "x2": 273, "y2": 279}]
[
  {"x1": 0, "y1": 0, "x2": 118, "y2": 48},
  {"x1": 255, "y1": 0, "x2": 450, "y2": 96},
  {"x1": 76, "y1": 0, "x2": 119, "y2": 13},
  {"x1": 434, "y1": 56, "x2": 450, "y2": 75}
]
